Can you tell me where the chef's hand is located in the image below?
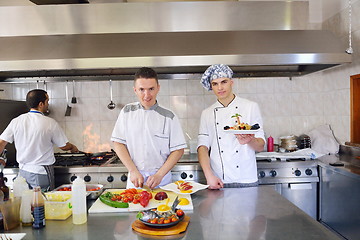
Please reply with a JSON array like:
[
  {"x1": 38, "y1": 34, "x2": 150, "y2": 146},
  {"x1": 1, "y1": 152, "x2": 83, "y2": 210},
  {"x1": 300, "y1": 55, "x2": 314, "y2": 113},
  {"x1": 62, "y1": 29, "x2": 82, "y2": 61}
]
[
  {"x1": 146, "y1": 174, "x2": 162, "y2": 189},
  {"x1": 130, "y1": 170, "x2": 144, "y2": 188},
  {"x1": 207, "y1": 174, "x2": 224, "y2": 190},
  {"x1": 235, "y1": 134, "x2": 255, "y2": 145}
]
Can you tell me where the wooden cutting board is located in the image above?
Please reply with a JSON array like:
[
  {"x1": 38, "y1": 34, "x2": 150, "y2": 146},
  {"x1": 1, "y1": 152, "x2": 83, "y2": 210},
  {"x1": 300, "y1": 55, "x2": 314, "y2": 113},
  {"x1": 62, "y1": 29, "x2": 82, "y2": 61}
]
[
  {"x1": 132, "y1": 216, "x2": 190, "y2": 236},
  {"x1": 89, "y1": 189, "x2": 193, "y2": 213}
]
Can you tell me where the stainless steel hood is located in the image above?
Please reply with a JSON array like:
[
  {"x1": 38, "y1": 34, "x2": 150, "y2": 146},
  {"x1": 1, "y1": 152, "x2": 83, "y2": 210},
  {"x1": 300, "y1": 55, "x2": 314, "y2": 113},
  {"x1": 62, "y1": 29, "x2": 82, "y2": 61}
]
[{"x1": 0, "y1": 1, "x2": 352, "y2": 81}]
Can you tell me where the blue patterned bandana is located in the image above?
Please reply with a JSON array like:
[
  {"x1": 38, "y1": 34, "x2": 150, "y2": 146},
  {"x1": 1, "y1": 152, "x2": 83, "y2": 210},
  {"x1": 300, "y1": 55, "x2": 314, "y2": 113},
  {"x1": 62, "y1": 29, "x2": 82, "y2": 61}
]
[{"x1": 200, "y1": 64, "x2": 233, "y2": 91}]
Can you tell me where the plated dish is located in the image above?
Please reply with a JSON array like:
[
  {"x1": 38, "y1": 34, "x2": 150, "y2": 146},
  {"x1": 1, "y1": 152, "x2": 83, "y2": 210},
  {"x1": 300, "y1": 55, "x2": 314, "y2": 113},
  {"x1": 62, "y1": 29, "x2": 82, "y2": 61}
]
[
  {"x1": 223, "y1": 129, "x2": 260, "y2": 134},
  {"x1": 138, "y1": 208, "x2": 185, "y2": 228},
  {"x1": 160, "y1": 181, "x2": 209, "y2": 194}
]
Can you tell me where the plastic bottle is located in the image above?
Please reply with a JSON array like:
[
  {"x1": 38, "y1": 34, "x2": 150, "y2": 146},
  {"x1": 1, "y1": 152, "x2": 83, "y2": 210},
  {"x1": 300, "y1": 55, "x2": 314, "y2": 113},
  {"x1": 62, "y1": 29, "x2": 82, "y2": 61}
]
[
  {"x1": 31, "y1": 186, "x2": 45, "y2": 229},
  {"x1": 72, "y1": 177, "x2": 87, "y2": 224},
  {"x1": 0, "y1": 172, "x2": 9, "y2": 201},
  {"x1": 13, "y1": 176, "x2": 29, "y2": 198},
  {"x1": 267, "y1": 136, "x2": 274, "y2": 152},
  {"x1": 21, "y1": 190, "x2": 33, "y2": 226}
]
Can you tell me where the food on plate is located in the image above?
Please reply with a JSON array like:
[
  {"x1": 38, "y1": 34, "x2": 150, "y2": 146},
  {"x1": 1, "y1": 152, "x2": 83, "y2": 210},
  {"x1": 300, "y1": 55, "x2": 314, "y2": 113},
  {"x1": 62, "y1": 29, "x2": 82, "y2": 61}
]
[
  {"x1": 178, "y1": 198, "x2": 190, "y2": 206},
  {"x1": 175, "y1": 181, "x2": 193, "y2": 193},
  {"x1": 223, "y1": 113, "x2": 260, "y2": 131},
  {"x1": 99, "y1": 188, "x2": 152, "y2": 208},
  {"x1": 56, "y1": 186, "x2": 101, "y2": 191},
  {"x1": 154, "y1": 191, "x2": 168, "y2": 201}
]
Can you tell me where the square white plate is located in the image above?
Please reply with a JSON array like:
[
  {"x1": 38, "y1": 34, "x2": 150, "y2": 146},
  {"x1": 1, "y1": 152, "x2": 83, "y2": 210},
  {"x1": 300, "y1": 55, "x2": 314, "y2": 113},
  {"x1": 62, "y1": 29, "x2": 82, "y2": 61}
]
[{"x1": 160, "y1": 182, "x2": 209, "y2": 194}]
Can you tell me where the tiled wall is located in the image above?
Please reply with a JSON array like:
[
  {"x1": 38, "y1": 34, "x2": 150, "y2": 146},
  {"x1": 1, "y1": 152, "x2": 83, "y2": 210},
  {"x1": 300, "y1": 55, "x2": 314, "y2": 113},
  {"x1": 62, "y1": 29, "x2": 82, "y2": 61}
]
[{"x1": 0, "y1": 2, "x2": 359, "y2": 151}]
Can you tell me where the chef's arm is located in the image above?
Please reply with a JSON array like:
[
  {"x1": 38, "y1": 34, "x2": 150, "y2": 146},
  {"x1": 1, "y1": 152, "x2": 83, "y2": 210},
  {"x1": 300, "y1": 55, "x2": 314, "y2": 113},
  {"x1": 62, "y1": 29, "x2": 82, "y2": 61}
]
[
  {"x1": 248, "y1": 137, "x2": 265, "y2": 152},
  {"x1": 147, "y1": 148, "x2": 184, "y2": 189},
  {"x1": 59, "y1": 142, "x2": 79, "y2": 153},
  {"x1": 113, "y1": 141, "x2": 143, "y2": 187},
  {"x1": 0, "y1": 140, "x2": 8, "y2": 166},
  {"x1": 198, "y1": 145, "x2": 223, "y2": 189}
]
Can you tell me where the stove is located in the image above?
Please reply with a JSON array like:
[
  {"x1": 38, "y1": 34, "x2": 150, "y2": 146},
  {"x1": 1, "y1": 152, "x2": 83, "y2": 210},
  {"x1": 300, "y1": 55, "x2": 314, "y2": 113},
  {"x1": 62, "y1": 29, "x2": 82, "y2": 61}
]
[{"x1": 54, "y1": 152, "x2": 205, "y2": 189}]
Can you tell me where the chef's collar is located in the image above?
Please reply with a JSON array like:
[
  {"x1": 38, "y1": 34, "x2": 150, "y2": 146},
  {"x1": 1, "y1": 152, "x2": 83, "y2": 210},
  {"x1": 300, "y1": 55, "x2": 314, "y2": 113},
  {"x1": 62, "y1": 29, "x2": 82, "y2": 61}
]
[
  {"x1": 139, "y1": 101, "x2": 159, "y2": 110},
  {"x1": 216, "y1": 94, "x2": 237, "y2": 108},
  {"x1": 29, "y1": 110, "x2": 44, "y2": 115}
]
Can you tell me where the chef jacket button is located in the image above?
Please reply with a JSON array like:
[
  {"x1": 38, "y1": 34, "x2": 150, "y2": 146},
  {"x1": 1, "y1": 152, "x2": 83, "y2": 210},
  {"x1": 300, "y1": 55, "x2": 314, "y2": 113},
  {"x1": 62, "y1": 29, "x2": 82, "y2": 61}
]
[
  {"x1": 235, "y1": 106, "x2": 238, "y2": 109},
  {"x1": 216, "y1": 109, "x2": 218, "y2": 111},
  {"x1": 221, "y1": 150, "x2": 223, "y2": 153},
  {"x1": 236, "y1": 166, "x2": 239, "y2": 168},
  {"x1": 217, "y1": 122, "x2": 219, "y2": 125},
  {"x1": 236, "y1": 150, "x2": 238, "y2": 153},
  {"x1": 219, "y1": 137, "x2": 221, "y2": 140}
]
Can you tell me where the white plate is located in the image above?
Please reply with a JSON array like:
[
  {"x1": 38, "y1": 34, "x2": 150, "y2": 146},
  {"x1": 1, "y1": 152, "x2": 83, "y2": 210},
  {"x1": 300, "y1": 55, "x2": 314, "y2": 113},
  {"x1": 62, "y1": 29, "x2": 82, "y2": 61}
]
[
  {"x1": 0, "y1": 233, "x2": 26, "y2": 240},
  {"x1": 223, "y1": 129, "x2": 259, "y2": 134},
  {"x1": 160, "y1": 182, "x2": 209, "y2": 195}
]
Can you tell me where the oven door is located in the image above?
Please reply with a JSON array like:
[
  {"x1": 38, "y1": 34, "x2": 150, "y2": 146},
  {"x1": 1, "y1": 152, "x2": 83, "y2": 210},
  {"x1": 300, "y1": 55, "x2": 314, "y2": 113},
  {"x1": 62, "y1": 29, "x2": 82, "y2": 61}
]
[{"x1": 265, "y1": 182, "x2": 318, "y2": 220}]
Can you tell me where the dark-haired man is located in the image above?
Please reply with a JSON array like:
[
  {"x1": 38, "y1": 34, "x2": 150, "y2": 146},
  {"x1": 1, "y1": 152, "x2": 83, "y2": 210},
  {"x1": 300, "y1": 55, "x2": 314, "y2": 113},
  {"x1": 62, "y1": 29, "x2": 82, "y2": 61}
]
[
  {"x1": 111, "y1": 67, "x2": 186, "y2": 189},
  {"x1": 0, "y1": 89, "x2": 79, "y2": 190}
]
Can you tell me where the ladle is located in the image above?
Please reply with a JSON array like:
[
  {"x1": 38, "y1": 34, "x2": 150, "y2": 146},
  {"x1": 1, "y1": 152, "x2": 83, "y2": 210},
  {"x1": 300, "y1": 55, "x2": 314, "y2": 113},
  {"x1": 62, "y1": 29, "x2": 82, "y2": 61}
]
[
  {"x1": 65, "y1": 81, "x2": 72, "y2": 116},
  {"x1": 107, "y1": 79, "x2": 116, "y2": 110}
]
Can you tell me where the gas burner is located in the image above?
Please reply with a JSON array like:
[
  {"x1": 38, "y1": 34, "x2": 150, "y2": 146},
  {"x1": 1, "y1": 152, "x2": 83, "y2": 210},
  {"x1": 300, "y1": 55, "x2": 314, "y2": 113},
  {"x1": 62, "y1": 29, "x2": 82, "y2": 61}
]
[{"x1": 54, "y1": 151, "x2": 118, "y2": 166}]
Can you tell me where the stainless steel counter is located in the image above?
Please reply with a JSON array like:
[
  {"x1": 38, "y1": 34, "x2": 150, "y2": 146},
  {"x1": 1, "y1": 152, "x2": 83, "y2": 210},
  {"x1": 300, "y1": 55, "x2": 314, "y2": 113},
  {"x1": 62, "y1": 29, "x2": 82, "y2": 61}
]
[{"x1": 5, "y1": 186, "x2": 341, "y2": 240}]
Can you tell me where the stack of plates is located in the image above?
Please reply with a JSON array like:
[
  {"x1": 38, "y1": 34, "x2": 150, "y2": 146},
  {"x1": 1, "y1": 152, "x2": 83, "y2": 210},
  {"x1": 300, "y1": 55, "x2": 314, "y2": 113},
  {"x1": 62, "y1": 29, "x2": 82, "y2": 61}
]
[{"x1": 280, "y1": 135, "x2": 297, "y2": 152}]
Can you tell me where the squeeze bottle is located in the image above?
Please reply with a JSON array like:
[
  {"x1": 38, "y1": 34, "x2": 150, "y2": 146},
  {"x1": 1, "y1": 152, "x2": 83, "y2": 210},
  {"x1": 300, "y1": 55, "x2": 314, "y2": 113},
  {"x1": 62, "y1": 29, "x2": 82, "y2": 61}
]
[
  {"x1": 13, "y1": 176, "x2": 29, "y2": 198},
  {"x1": 267, "y1": 136, "x2": 274, "y2": 152},
  {"x1": 72, "y1": 177, "x2": 87, "y2": 224},
  {"x1": 21, "y1": 189, "x2": 33, "y2": 226}
]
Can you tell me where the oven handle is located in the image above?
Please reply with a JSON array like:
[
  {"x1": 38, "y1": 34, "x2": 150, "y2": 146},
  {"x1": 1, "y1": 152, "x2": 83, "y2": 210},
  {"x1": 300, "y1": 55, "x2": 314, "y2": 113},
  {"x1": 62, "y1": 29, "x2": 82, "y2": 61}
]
[{"x1": 288, "y1": 183, "x2": 313, "y2": 190}]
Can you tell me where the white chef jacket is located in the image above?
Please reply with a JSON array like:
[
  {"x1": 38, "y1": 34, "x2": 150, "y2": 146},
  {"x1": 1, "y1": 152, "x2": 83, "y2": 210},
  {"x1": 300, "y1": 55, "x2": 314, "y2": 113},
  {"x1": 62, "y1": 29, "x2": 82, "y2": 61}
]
[
  {"x1": 198, "y1": 96, "x2": 265, "y2": 183},
  {"x1": 111, "y1": 102, "x2": 187, "y2": 174},
  {"x1": 0, "y1": 111, "x2": 68, "y2": 174}
]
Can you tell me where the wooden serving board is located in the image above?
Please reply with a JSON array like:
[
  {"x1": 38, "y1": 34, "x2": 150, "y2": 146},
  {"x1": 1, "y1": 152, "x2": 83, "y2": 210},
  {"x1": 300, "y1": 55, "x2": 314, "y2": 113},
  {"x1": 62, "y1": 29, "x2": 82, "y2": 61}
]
[
  {"x1": 88, "y1": 189, "x2": 193, "y2": 213},
  {"x1": 132, "y1": 216, "x2": 190, "y2": 236}
]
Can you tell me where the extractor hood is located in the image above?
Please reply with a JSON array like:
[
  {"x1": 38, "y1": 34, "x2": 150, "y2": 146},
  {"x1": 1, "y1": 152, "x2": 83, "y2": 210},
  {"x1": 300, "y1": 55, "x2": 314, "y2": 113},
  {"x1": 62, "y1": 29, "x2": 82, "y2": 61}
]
[{"x1": 0, "y1": 1, "x2": 352, "y2": 81}]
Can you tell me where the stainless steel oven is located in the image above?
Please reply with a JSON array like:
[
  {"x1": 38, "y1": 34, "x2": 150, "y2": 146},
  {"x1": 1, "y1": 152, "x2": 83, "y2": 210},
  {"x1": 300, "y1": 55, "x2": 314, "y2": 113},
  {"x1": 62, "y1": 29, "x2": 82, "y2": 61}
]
[{"x1": 257, "y1": 159, "x2": 319, "y2": 219}]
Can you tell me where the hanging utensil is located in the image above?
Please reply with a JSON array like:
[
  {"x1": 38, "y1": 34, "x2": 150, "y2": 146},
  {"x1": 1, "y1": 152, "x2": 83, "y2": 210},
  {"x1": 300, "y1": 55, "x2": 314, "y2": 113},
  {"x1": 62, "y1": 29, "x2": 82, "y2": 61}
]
[
  {"x1": 71, "y1": 80, "x2": 77, "y2": 104},
  {"x1": 107, "y1": 79, "x2": 116, "y2": 110},
  {"x1": 65, "y1": 81, "x2": 72, "y2": 116}
]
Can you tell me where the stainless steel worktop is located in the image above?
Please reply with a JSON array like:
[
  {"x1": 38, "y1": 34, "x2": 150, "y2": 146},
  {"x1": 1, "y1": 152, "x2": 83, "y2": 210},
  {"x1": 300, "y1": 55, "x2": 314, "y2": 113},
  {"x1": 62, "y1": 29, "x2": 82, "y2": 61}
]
[{"x1": 5, "y1": 186, "x2": 341, "y2": 240}]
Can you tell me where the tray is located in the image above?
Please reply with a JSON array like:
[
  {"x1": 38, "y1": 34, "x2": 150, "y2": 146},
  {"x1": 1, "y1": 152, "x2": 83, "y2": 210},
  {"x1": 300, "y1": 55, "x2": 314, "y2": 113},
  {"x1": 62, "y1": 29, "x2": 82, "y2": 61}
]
[
  {"x1": 53, "y1": 184, "x2": 104, "y2": 199},
  {"x1": 223, "y1": 129, "x2": 259, "y2": 134},
  {"x1": 132, "y1": 216, "x2": 190, "y2": 236}
]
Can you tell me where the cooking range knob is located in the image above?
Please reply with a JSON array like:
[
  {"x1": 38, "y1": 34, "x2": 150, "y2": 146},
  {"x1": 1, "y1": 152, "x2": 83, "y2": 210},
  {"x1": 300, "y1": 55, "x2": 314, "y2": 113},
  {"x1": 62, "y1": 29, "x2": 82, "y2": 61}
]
[
  {"x1": 270, "y1": 170, "x2": 277, "y2": 177},
  {"x1": 70, "y1": 175, "x2": 77, "y2": 182},
  {"x1": 294, "y1": 170, "x2": 301, "y2": 176},
  {"x1": 84, "y1": 175, "x2": 91, "y2": 182},
  {"x1": 180, "y1": 172, "x2": 187, "y2": 179},
  {"x1": 258, "y1": 171, "x2": 265, "y2": 178},
  {"x1": 121, "y1": 174, "x2": 127, "y2": 182},
  {"x1": 305, "y1": 169, "x2": 313, "y2": 176},
  {"x1": 107, "y1": 176, "x2": 114, "y2": 182}
]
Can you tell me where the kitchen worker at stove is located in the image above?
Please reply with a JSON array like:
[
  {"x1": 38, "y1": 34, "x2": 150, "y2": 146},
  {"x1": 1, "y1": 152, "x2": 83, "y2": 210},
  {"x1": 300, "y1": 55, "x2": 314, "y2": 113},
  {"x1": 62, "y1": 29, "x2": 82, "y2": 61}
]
[
  {"x1": 111, "y1": 67, "x2": 187, "y2": 189},
  {"x1": 0, "y1": 89, "x2": 79, "y2": 191},
  {"x1": 197, "y1": 64, "x2": 265, "y2": 189}
]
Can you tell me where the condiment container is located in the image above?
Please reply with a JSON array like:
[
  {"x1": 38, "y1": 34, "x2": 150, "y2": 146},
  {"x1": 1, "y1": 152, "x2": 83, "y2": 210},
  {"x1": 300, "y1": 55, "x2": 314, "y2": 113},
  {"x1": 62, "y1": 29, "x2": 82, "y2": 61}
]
[
  {"x1": 20, "y1": 190, "x2": 33, "y2": 226},
  {"x1": 72, "y1": 177, "x2": 87, "y2": 224},
  {"x1": 31, "y1": 186, "x2": 45, "y2": 229},
  {"x1": 0, "y1": 172, "x2": 9, "y2": 201},
  {"x1": 44, "y1": 192, "x2": 72, "y2": 220},
  {"x1": 13, "y1": 176, "x2": 29, "y2": 198},
  {"x1": 267, "y1": 136, "x2": 274, "y2": 152},
  {"x1": 0, "y1": 197, "x2": 21, "y2": 230}
]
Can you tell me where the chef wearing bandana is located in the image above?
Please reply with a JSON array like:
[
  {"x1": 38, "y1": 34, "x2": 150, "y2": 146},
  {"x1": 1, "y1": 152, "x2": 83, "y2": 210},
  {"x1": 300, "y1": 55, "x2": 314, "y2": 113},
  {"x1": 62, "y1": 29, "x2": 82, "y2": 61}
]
[{"x1": 197, "y1": 64, "x2": 265, "y2": 189}]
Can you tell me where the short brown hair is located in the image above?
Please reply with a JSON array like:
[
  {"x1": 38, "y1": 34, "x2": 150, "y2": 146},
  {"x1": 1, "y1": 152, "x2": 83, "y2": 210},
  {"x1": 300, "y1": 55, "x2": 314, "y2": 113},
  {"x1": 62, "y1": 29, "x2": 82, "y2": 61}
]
[
  {"x1": 26, "y1": 89, "x2": 47, "y2": 109},
  {"x1": 134, "y1": 67, "x2": 158, "y2": 84}
]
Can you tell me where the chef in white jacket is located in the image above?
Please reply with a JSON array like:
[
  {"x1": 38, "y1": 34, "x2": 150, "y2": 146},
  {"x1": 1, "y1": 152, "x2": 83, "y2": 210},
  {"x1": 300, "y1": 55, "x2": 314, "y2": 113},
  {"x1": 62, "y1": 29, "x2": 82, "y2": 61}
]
[{"x1": 197, "y1": 64, "x2": 265, "y2": 189}]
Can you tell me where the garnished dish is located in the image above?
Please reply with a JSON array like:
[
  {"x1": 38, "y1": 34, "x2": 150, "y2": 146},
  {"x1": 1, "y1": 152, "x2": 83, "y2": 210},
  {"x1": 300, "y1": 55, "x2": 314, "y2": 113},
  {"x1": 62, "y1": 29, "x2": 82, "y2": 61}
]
[
  {"x1": 223, "y1": 113, "x2": 260, "y2": 133},
  {"x1": 160, "y1": 181, "x2": 209, "y2": 194},
  {"x1": 99, "y1": 188, "x2": 152, "y2": 208},
  {"x1": 137, "y1": 197, "x2": 185, "y2": 228}
]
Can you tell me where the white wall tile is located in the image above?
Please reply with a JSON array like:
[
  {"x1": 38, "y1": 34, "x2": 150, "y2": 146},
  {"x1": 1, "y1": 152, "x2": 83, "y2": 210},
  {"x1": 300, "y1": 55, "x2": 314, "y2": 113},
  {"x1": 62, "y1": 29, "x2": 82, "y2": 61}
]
[
  {"x1": 118, "y1": 81, "x2": 135, "y2": 97},
  {"x1": 158, "y1": 80, "x2": 169, "y2": 96},
  {"x1": 186, "y1": 80, "x2": 204, "y2": 95},
  {"x1": 169, "y1": 80, "x2": 186, "y2": 96},
  {"x1": 65, "y1": 121, "x2": 84, "y2": 151},
  {"x1": 237, "y1": 78, "x2": 257, "y2": 94},
  {"x1": 256, "y1": 78, "x2": 274, "y2": 94},
  {"x1": 80, "y1": 81, "x2": 100, "y2": 98},
  {"x1": 82, "y1": 98, "x2": 100, "y2": 121},
  {"x1": 170, "y1": 96, "x2": 187, "y2": 119},
  {"x1": 291, "y1": 77, "x2": 309, "y2": 93},
  {"x1": 186, "y1": 95, "x2": 204, "y2": 119},
  {"x1": 0, "y1": 84, "x2": 13, "y2": 99},
  {"x1": 274, "y1": 77, "x2": 292, "y2": 93}
]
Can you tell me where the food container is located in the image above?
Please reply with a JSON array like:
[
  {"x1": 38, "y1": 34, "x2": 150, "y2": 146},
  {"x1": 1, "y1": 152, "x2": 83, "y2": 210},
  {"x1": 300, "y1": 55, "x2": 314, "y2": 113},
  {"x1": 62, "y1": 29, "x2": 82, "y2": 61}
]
[
  {"x1": 44, "y1": 192, "x2": 72, "y2": 220},
  {"x1": 53, "y1": 183, "x2": 104, "y2": 200},
  {"x1": 0, "y1": 197, "x2": 21, "y2": 230}
]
